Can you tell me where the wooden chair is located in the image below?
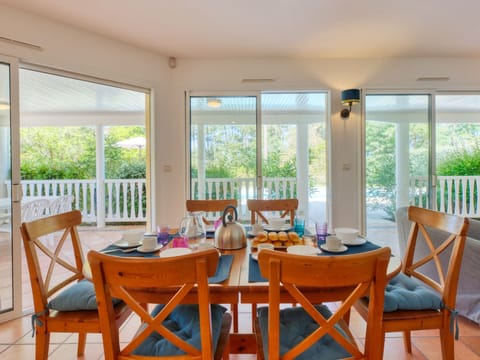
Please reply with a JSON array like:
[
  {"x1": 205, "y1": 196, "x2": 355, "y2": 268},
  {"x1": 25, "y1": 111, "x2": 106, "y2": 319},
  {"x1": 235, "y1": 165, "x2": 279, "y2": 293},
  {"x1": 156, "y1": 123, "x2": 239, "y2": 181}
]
[
  {"x1": 247, "y1": 199, "x2": 298, "y2": 226},
  {"x1": 354, "y1": 206, "x2": 469, "y2": 359},
  {"x1": 186, "y1": 199, "x2": 238, "y2": 225},
  {"x1": 247, "y1": 198, "x2": 299, "y2": 330},
  {"x1": 186, "y1": 198, "x2": 239, "y2": 333},
  {"x1": 256, "y1": 247, "x2": 391, "y2": 359},
  {"x1": 20, "y1": 210, "x2": 131, "y2": 359},
  {"x1": 88, "y1": 248, "x2": 232, "y2": 360}
]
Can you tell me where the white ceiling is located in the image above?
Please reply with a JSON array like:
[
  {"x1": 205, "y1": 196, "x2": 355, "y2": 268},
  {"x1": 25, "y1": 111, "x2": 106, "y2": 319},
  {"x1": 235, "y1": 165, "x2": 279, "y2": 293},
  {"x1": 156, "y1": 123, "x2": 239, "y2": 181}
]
[{"x1": 1, "y1": 0, "x2": 480, "y2": 59}]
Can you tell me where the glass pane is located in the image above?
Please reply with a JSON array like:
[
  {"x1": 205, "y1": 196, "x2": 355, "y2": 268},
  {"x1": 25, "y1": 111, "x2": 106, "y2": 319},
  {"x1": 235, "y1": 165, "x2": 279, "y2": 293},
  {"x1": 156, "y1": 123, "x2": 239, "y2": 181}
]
[
  {"x1": 19, "y1": 69, "x2": 148, "y2": 310},
  {"x1": 365, "y1": 94, "x2": 430, "y2": 254},
  {"x1": 190, "y1": 96, "x2": 257, "y2": 220},
  {"x1": 0, "y1": 62, "x2": 12, "y2": 313},
  {"x1": 436, "y1": 94, "x2": 480, "y2": 216},
  {"x1": 261, "y1": 93, "x2": 327, "y2": 224}
]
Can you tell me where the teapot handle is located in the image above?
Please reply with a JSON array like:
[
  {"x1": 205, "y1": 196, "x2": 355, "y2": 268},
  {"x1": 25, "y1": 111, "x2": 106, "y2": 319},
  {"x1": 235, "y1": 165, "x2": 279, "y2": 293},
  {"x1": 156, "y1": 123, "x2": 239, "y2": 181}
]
[{"x1": 222, "y1": 205, "x2": 238, "y2": 227}]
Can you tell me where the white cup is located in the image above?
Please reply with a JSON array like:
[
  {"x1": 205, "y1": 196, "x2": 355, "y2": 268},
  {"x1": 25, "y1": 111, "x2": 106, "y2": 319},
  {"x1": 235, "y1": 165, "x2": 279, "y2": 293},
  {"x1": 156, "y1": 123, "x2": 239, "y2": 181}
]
[
  {"x1": 326, "y1": 235, "x2": 342, "y2": 250},
  {"x1": 142, "y1": 236, "x2": 157, "y2": 251},
  {"x1": 252, "y1": 223, "x2": 264, "y2": 235},
  {"x1": 268, "y1": 218, "x2": 285, "y2": 228}
]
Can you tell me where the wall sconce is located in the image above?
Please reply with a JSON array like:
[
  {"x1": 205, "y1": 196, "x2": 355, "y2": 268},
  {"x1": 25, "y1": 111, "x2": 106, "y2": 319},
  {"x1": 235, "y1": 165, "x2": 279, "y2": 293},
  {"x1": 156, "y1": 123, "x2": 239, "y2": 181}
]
[
  {"x1": 340, "y1": 89, "x2": 360, "y2": 118},
  {"x1": 207, "y1": 98, "x2": 222, "y2": 108}
]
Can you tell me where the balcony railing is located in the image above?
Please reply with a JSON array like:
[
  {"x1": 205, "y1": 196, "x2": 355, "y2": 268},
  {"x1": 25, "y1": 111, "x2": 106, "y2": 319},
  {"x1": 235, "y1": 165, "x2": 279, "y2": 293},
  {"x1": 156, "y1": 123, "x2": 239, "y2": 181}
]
[
  {"x1": 6, "y1": 179, "x2": 146, "y2": 225},
  {"x1": 6, "y1": 175, "x2": 478, "y2": 225},
  {"x1": 410, "y1": 175, "x2": 480, "y2": 217}
]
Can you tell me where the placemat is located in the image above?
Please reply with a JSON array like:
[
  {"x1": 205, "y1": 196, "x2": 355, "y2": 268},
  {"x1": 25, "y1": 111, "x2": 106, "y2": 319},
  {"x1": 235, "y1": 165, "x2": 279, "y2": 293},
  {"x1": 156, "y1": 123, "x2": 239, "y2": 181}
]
[
  {"x1": 208, "y1": 255, "x2": 233, "y2": 284},
  {"x1": 248, "y1": 254, "x2": 267, "y2": 282},
  {"x1": 319, "y1": 241, "x2": 381, "y2": 256}
]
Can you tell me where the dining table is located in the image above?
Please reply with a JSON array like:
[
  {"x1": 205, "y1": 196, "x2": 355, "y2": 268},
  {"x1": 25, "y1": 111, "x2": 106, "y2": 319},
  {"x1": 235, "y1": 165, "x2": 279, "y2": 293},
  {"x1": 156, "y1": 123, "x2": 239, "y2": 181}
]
[{"x1": 88, "y1": 228, "x2": 401, "y2": 355}]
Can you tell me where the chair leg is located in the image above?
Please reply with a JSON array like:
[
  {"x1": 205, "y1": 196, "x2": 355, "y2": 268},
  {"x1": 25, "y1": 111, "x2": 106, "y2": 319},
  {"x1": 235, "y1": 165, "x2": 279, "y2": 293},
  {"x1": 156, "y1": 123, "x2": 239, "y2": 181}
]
[
  {"x1": 251, "y1": 304, "x2": 257, "y2": 332},
  {"x1": 231, "y1": 303, "x2": 239, "y2": 332},
  {"x1": 77, "y1": 333, "x2": 87, "y2": 356},
  {"x1": 402, "y1": 330, "x2": 412, "y2": 353},
  {"x1": 36, "y1": 330, "x2": 50, "y2": 360},
  {"x1": 440, "y1": 326, "x2": 455, "y2": 360}
]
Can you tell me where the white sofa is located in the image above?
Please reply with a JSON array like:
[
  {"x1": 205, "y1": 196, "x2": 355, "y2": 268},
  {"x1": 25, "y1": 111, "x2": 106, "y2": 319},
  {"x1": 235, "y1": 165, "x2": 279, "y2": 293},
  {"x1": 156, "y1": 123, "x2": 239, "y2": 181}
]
[{"x1": 396, "y1": 206, "x2": 480, "y2": 324}]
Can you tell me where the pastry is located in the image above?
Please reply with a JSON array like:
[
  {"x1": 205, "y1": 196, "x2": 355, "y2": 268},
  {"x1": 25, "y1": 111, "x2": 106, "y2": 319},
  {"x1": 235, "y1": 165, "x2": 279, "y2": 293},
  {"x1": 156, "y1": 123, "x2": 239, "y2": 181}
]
[
  {"x1": 278, "y1": 231, "x2": 288, "y2": 242},
  {"x1": 268, "y1": 232, "x2": 279, "y2": 242}
]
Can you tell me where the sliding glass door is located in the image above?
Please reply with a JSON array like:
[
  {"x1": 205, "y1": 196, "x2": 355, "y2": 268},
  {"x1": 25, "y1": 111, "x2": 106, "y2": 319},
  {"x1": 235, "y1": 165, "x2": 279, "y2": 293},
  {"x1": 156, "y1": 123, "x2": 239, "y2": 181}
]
[
  {"x1": 364, "y1": 93, "x2": 431, "y2": 253},
  {"x1": 188, "y1": 92, "x2": 328, "y2": 223},
  {"x1": 0, "y1": 56, "x2": 22, "y2": 322}
]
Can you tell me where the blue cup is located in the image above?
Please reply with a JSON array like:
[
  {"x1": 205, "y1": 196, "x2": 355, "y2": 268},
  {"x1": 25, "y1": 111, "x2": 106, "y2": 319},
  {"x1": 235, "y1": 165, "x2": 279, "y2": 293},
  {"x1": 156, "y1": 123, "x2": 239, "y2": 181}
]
[{"x1": 294, "y1": 217, "x2": 305, "y2": 237}]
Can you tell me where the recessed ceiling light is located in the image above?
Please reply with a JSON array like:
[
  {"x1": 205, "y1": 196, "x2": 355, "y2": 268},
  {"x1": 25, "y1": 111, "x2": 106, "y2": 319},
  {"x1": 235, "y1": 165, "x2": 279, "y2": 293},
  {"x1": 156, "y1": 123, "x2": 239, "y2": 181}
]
[{"x1": 207, "y1": 99, "x2": 222, "y2": 108}]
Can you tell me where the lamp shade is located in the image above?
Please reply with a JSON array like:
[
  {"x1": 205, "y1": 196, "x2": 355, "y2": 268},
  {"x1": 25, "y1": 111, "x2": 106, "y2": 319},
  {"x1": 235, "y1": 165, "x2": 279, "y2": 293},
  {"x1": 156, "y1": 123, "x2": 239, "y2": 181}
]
[{"x1": 341, "y1": 89, "x2": 360, "y2": 105}]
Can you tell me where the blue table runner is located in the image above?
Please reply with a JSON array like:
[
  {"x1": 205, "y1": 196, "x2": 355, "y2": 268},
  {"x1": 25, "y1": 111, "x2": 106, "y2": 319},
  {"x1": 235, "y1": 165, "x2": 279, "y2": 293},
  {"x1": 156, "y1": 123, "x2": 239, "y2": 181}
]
[
  {"x1": 98, "y1": 245, "x2": 233, "y2": 284},
  {"x1": 248, "y1": 241, "x2": 382, "y2": 282}
]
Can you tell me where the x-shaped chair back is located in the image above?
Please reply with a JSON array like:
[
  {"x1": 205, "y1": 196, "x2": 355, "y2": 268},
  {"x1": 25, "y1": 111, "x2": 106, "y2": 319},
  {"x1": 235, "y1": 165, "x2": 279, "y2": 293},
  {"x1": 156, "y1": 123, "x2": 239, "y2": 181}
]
[
  {"x1": 88, "y1": 248, "x2": 222, "y2": 359},
  {"x1": 403, "y1": 206, "x2": 469, "y2": 310},
  {"x1": 247, "y1": 199, "x2": 298, "y2": 226},
  {"x1": 257, "y1": 247, "x2": 390, "y2": 359}
]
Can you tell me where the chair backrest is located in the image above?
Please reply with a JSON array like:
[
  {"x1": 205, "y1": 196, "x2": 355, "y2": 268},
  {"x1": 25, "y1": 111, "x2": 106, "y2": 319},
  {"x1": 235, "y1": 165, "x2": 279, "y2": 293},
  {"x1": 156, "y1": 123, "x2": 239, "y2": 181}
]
[
  {"x1": 186, "y1": 199, "x2": 238, "y2": 224},
  {"x1": 20, "y1": 210, "x2": 85, "y2": 312},
  {"x1": 21, "y1": 198, "x2": 50, "y2": 222},
  {"x1": 49, "y1": 195, "x2": 74, "y2": 215},
  {"x1": 404, "y1": 206, "x2": 469, "y2": 310},
  {"x1": 247, "y1": 199, "x2": 298, "y2": 225},
  {"x1": 88, "y1": 248, "x2": 220, "y2": 359},
  {"x1": 257, "y1": 247, "x2": 391, "y2": 359}
]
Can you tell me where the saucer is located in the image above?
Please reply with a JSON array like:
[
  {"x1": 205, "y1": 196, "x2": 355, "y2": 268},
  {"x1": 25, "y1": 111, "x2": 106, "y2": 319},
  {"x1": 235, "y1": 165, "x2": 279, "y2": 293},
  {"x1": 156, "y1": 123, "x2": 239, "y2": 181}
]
[
  {"x1": 160, "y1": 248, "x2": 192, "y2": 258},
  {"x1": 136, "y1": 245, "x2": 162, "y2": 253},
  {"x1": 320, "y1": 244, "x2": 348, "y2": 253},
  {"x1": 263, "y1": 224, "x2": 293, "y2": 232},
  {"x1": 114, "y1": 239, "x2": 142, "y2": 249},
  {"x1": 286, "y1": 245, "x2": 318, "y2": 256},
  {"x1": 342, "y1": 237, "x2": 366, "y2": 246}
]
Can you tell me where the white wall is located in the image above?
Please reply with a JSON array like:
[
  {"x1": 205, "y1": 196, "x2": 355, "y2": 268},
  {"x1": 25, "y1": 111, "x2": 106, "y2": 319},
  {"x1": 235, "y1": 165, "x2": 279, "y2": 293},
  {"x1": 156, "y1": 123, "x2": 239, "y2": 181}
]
[
  {"x1": 170, "y1": 58, "x2": 480, "y2": 230},
  {"x1": 2, "y1": 5, "x2": 480, "y2": 230}
]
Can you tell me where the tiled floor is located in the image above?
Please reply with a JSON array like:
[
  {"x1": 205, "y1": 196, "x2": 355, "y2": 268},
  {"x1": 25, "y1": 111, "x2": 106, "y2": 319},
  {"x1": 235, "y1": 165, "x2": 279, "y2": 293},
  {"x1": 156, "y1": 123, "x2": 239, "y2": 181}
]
[
  {"x1": 1, "y1": 224, "x2": 479, "y2": 359},
  {"x1": 0, "y1": 304, "x2": 479, "y2": 359}
]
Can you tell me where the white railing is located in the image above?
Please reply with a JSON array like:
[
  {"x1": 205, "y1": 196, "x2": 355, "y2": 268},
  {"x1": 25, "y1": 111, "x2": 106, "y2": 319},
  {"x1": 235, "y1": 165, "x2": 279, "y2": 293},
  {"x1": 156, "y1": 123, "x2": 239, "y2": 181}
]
[
  {"x1": 6, "y1": 179, "x2": 146, "y2": 224},
  {"x1": 8, "y1": 175, "x2": 478, "y2": 224},
  {"x1": 410, "y1": 175, "x2": 480, "y2": 217},
  {"x1": 191, "y1": 177, "x2": 297, "y2": 219},
  {"x1": 7, "y1": 177, "x2": 296, "y2": 225}
]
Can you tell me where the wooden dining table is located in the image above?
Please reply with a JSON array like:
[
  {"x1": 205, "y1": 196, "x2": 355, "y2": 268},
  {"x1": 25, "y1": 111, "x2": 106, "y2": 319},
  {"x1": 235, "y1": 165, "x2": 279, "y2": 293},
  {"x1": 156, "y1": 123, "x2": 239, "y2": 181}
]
[{"x1": 90, "y1": 232, "x2": 401, "y2": 355}]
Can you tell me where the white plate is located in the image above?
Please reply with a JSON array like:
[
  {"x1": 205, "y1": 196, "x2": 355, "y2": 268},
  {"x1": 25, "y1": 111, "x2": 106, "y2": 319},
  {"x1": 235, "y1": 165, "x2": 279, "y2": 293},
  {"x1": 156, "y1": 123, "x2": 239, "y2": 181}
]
[
  {"x1": 160, "y1": 247, "x2": 192, "y2": 258},
  {"x1": 342, "y1": 237, "x2": 366, "y2": 246},
  {"x1": 114, "y1": 239, "x2": 143, "y2": 249},
  {"x1": 136, "y1": 245, "x2": 162, "y2": 253},
  {"x1": 320, "y1": 244, "x2": 348, "y2": 253},
  {"x1": 251, "y1": 253, "x2": 258, "y2": 261},
  {"x1": 286, "y1": 245, "x2": 319, "y2": 256},
  {"x1": 263, "y1": 225, "x2": 293, "y2": 232}
]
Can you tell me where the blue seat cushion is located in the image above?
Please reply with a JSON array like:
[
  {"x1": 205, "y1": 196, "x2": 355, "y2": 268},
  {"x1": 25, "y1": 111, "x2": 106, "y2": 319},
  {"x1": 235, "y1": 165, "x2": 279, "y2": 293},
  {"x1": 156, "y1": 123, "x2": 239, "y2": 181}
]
[
  {"x1": 384, "y1": 273, "x2": 442, "y2": 312},
  {"x1": 257, "y1": 305, "x2": 351, "y2": 360},
  {"x1": 133, "y1": 304, "x2": 227, "y2": 356},
  {"x1": 47, "y1": 279, "x2": 122, "y2": 311}
]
